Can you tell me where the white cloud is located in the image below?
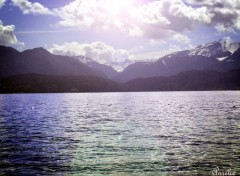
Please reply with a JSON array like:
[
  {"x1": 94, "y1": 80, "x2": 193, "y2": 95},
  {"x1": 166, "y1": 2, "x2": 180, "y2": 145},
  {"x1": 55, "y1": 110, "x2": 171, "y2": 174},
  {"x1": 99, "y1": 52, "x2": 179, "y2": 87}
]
[
  {"x1": 215, "y1": 23, "x2": 234, "y2": 33},
  {"x1": 53, "y1": 0, "x2": 125, "y2": 29},
  {"x1": 0, "y1": 20, "x2": 24, "y2": 47},
  {"x1": 55, "y1": 0, "x2": 240, "y2": 41},
  {"x1": 48, "y1": 41, "x2": 134, "y2": 71},
  {"x1": 9, "y1": 0, "x2": 240, "y2": 42},
  {"x1": 0, "y1": 0, "x2": 6, "y2": 9},
  {"x1": 12, "y1": 0, "x2": 53, "y2": 15},
  {"x1": 134, "y1": 0, "x2": 210, "y2": 34},
  {"x1": 172, "y1": 34, "x2": 191, "y2": 44},
  {"x1": 53, "y1": 0, "x2": 213, "y2": 41},
  {"x1": 185, "y1": 0, "x2": 240, "y2": 32}
]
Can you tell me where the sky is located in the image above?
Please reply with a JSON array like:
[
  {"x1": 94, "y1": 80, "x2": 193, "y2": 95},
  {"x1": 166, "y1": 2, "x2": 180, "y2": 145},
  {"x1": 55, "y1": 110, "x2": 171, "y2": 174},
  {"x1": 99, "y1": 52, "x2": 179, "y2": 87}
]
[{"x1": 0, "y1": 0, "x2": 240, "y2": 70}]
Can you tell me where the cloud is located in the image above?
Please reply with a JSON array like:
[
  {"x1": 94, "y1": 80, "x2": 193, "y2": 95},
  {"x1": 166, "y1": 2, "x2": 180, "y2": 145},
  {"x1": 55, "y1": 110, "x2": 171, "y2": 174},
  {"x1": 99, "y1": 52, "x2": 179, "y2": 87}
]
[
  {"x1": 185, "y1": 0, "x2": 240, "y2": 32},
  {"x1": 54, "y1": 0, "x2": 240, "y2": 41},
  {"x1": 54, "y1": 0, "x2": 119, "y2": 29},
  {"x1": 53, "y1": 0, "x2": 141, "y2": 31},
  {"x1": 10, "y1": 0, "x2": 240, "y2": 41},
  {"x1": 171, "y1": 34, "x2": 191, "y2": 44},
  {"x1": 129, "y1": 0, "x2": 211, "y2": 38},
  {"x1": 54, "y1": 0, "x2": 212, "y2": 40},
  {"x1": 12, "y1": 0, "x2": 53, "y2": 15},
  {"x1": 0, "y1": 20, "x2": 24, "y2": 47},
  {"x1": 0, "y1": 0, "x2": 6, "y2": 9},
  {"x1": 48, "y1": 41, "x2": 134, "y2": 71}
]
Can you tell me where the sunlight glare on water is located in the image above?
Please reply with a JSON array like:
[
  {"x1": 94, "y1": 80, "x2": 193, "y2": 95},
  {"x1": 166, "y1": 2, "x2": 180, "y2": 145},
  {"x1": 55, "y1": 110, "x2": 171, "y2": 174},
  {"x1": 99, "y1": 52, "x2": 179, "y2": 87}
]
[{"x1": 0, "y1": 91, "x2": 239, "y2": 175}]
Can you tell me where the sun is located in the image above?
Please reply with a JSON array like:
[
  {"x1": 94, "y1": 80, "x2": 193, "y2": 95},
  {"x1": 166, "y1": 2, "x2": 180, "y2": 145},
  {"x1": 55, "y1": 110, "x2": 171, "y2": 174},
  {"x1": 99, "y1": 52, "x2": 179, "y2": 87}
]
[
  {"x1": 96, "y1": 0, "x2": 137, "y2": 28},
  {"x1": 103, "y1": 0, "x2": 134, "y2": 15}
]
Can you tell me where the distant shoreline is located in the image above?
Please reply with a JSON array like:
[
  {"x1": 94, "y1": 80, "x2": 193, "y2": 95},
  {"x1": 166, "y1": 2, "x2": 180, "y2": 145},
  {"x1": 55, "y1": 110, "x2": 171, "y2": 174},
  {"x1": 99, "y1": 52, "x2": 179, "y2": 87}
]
[{"x1": 1, "y1": 69, "x2": 240, "y2": 94}]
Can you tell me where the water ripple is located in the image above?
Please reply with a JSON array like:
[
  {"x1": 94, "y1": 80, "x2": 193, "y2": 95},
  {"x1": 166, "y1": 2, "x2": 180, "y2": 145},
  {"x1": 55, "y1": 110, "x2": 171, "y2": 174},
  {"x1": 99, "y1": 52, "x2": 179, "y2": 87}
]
[{"x1": 0, "y1": 92, "x2": 239, "y2": 175}]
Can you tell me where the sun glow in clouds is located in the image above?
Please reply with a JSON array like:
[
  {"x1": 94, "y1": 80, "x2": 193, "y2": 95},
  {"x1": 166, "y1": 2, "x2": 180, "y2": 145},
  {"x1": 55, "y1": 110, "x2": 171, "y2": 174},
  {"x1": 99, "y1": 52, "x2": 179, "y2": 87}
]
[
  {"x1": 94, "y1": 0, "x2": 137, "y2": 29},
  {"x1": 103, "y1": 0, "x2": 134, "y2": 14}
]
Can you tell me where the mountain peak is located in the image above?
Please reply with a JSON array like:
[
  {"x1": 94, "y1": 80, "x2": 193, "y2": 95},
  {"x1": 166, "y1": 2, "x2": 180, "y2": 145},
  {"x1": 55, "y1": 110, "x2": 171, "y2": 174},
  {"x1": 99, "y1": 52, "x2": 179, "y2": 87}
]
[
  {"x1": 188, "y1": 38, "x2": 239, "y2": 58},
  {"x1": 22, "y1": 47, "x2": 51, "y2": 55},
  {"x1": 0, "y1": 45, "x2": 19, "y2": 54},
  {"x1": 218, "y1": 38, "x2": 240, "y2": 54}
]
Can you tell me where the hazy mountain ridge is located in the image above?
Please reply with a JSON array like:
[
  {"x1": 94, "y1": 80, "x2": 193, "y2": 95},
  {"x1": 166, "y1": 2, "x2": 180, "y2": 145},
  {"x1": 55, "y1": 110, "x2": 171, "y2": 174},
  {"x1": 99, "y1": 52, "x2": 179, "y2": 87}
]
[
  {"x1": 1, "y1": 38, "x2": 240, "y2": 85},
  {"x1": 0, "y1": 74, "x2": 130, "y2": 93},
  {"x1": 74, "y1": 56, "x2": 118, "y2": 78},
  {"x1": 1, "y1": 69, "x2": 240, "y2": 93},
  {"x1": 1, "y1": 42, "x2": 240, "y2": 93},
  {"x1": 126, "y1": 69, "x2": 240, "y2": 91},
  {"x1": 115, "y1": 39, "x2": 240, "y2": 82},
  {"x1": 0, "y1": 45, "x2": 106, "y2": 78}
]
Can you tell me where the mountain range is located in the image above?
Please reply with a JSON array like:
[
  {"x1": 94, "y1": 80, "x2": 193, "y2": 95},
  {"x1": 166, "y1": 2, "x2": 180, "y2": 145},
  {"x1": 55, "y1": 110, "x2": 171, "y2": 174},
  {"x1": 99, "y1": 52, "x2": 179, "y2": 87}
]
[
  {"x1": 0, "y1": 46, "x2": 105, "y2": 78},
  {"x1": 74, "y1": 56, "x2": 118, "y2": 79},
  {"x1": 126, "y1": 69, "x2": 240, "y2": 91},
  {"x1": 0, "y1": 38, "x2": 240, "y2": 92},
  {"x1": 1, "y1": 70, "x2": 240, "y2": 93},
  {"x1": 115, "y1": 39, "x2": 240, "y2": 82}
]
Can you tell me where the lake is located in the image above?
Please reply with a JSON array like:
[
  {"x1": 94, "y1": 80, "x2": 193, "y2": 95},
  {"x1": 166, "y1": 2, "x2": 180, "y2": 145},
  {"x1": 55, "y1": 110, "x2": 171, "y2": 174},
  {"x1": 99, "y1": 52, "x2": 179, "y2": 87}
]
[{"x1": 0, "y1": 92, "x2": 239, "y2": 175}]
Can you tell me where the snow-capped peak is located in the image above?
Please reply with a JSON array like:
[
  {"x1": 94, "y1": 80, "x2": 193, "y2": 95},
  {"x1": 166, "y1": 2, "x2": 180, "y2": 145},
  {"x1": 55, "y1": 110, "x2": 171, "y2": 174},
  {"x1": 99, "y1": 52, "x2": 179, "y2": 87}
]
[
  {"x1": 219, "y1": 38, "x2": 239, "y2": 54},
  {"x1": 188, "y1": 38, "x2": 240, "y2": 58}
]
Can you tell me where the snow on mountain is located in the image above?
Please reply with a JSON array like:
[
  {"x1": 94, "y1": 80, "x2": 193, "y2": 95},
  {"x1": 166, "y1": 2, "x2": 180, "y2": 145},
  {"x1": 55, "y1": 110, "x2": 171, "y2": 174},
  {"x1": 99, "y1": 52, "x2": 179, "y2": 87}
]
[
  {"x1": 74, "y1": 56, "x2": 119, "y2": 78},
  {"x1": 188, "y1": 38, "x2": 240, "y2": 59},
  {"x1": 219, "y1": 38, "x2": 240, "y2": 54},
  {"x1": 75, "y1": 56, "x2": 92, "y2": 64}
]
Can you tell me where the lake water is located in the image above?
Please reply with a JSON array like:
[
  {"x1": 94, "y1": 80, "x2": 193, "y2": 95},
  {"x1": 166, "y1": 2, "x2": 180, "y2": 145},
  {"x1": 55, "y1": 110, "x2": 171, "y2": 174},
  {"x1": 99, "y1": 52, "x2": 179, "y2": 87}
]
[{"x1": 0, "y1": 92, "x2": 239, "y2": 175}]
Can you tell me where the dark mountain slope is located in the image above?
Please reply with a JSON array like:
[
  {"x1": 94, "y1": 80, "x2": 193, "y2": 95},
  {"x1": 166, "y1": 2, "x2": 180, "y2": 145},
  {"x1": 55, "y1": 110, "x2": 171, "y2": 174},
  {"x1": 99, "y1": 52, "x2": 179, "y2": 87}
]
[
  {"x1": 1, "y1": 70, "x2": 239, "y2": 93},
  {"x1": 126, "y1": 69, "x2": 240, "y2": 91},
  {"x1": 87, "y1": 60, "x2": 118, "y2": 78},
  {"x1": 75, "y1": 56, "x2": 118, "y2": 78},
  {"x1": 0, "y1": 74, "x2": 131, "y2": 93},
  {"x1": 0, "y1": 46, "x2": 106, "y2": 78}
]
